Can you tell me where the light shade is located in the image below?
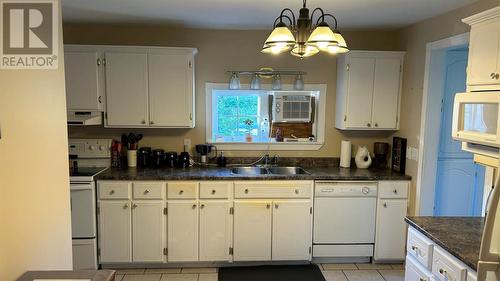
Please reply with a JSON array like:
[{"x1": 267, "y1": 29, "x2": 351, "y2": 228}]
[
  {"x1": 250, "y1": 74, "x2": 262, "y2": 90},
  {"x1": 291, "y1": 44, "x2": 319, "y2": 58},
  {"x1": 262, "y1": 24, "x2": 296, "y2": 54},
  {"x1": 306, "y1": 24, "x2": 338, "y2": 51},
  {"x1": 272, "y1": 74, "x2": 282, "y2": 90},
  {"x1": 294, "y1": 75, "x2": 304, "y2": 90},
  {"x1": 229, "y1": 73, "x2": 241, "y2": 90},
  {"x1": 328, "y1": 31, "x2": 349, "y2": 54}
]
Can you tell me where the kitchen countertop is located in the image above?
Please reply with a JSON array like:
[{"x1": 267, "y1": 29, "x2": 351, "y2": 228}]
[
  {"x1": 405, "y1": 216, "x2": 484, "y2": 271},
  {"x1": 95, "y1": 166, "x2": 411, "y2": 181}
]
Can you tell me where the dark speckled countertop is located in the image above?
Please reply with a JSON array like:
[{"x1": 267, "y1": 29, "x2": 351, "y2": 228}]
[
  {"x1": 95, "y1": 166, "x2": 411, "y2": 181},
  {"x1": 406, "y1": 216, "x2": 484, "y2": 271}
]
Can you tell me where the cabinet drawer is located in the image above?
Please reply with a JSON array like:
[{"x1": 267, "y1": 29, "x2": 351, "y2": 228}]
[
  {"x1": 199, "y1": 182, "x2": 231, "y2": 199},
  {"x1": 133, "y1": 182, "x2": 165, "y2": 199},
  {"x1": 234, "y1": 181, "x2": 312, "y2": 199},
  {"x1": 432, "y1": 247, "x2": 467, "y2": 281},
  {"x1": 167, "y1": 182, "x2": 198, "y2": 199},
  {"x1": 379, "y1": 181, "x2": 409, "y2": 199},
  {"x1": 408, "y1": 227, "x2": 434, "y2": 270},
  {"x1": 98, "y1": 181, "x2": 131, "y2": 199},
  {"x1": 406, "y1": 254, "x2": 433, "y2": 281}
]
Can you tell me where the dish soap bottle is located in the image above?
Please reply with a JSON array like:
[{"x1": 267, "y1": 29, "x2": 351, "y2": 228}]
[{"x1": 217, "y1": 151, "x2": 227, "y2": 167}]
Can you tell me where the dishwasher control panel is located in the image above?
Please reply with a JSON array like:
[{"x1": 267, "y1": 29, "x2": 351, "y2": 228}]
[{"x1": 314, "y1": 181, "x2": 378, "y2": 197}]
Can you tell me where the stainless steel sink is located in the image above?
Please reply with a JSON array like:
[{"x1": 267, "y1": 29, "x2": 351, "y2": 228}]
[
  {"x1": 268, "y1": 167, "x2": 310, "y2": 175},
  {"x1": 231, "y1": 166, "x2": 309, "y2": 175},
  {"x1": 231, "y1": 167, "x2": 269, "y2": 175}
]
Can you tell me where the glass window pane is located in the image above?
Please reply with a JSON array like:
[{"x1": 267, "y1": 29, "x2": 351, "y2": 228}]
[
  {"x1": 217, "y1": 95, "x2": 238, "y2": 115},
  {"x1": 217, "y1": 116, "x2": 238, "y2": 137},
  {"x1": 238, "y1": 95, "x2": 259, "y2": 115}
]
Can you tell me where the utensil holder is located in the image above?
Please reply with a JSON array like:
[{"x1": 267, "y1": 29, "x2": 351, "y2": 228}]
[{"x1": 127, "y1": 150, "x2": 137, "y2": 167}]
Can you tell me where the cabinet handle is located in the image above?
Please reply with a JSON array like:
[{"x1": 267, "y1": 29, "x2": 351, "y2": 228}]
[
  {"x1": 367, "y1": 123, "x2": 371, "y2": 127},
  {"x1": 200, "y1": 204, "x2": 205, "y2": 209},
  {"x1": 383, "y1": 203, "x2": 388, "y2": 208},
  {"x1": 244, "y1": 189, "x2": 249, "y2": 194},
  {"x1": 411, "y1": 245, "x2": 418, "y2": 251},
  {"x1": 266, "y1": 204, "x2": 270, "y2": 209},
  {"x1": 211, "y1": 190, "x2": 216, "y2": 194},
  {"x1": 491, "y1": 73, "x2": 496, "y2": 79},
  {"x1": 150, "y1": 121, "x2": 155, "y2": 125},
  {"x1": 141, "y1": 120, "x2": 146, "y2": 124},
  {"x1": 132, "y1": 204, "x2": 137, "y2": 209},
  {"x1": 97, "y1": 58, "x2": 101, "y2": 66},
  {"x1": 295, "y1": 189, "x2": 299, "y2": 194},
  {"x1": 393, "y1": 189, "x2": 398, "y2": 194},
  {"x1": 496, "y1": 73, "x2": 500, "y2": 80},
  {"x1": 179, "y1": 190, "x2": 184, "y2": 194},
  {"x1": 374, "y1": 123, "x2": 378, "y2": 127},
  {"x1": 419, "y1": 278, "x2": 427, "y2": 281},
  {"x1": 189, "y1": 113, "x2": 193, "y2": 121},
  {"x1": 439, "y1": 268, "x2": 447, "y2": 276},
  {"x1": 275, "y1": 204, "x2": 279, "y2": 209},
  {"x1": 98, "y1": 96, "x2": 102, "y2": 104},
  {"x1": 192, "y1": 204, "x2": 197, "y2": 209},
  {"x1": 109, "y1": 190, "x2": 115, "y2": 195},
  {"x1": 123, "y1": 203, "x2": 129, "y2": 209},
  {"x1": 144, "y1": 189, "x2": 150, "y2": 194}
]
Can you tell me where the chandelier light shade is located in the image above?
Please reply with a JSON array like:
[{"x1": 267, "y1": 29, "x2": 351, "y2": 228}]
[{"x1": 262, "y1": 0, "x2": 349, "y2": 58}]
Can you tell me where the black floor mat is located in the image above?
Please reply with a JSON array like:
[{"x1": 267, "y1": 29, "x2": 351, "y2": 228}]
[{"x1": 218, "y1": 264, "x2": 326, "y2": 281}]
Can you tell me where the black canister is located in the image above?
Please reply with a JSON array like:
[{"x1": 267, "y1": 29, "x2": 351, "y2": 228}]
[
  {"x1": 177, "y1": 152, "x2": 190, "y2": 168},
  {"x1": 152, "y1": 149, "x2": 165, "y2": 167},
  {"x1": 137, "y1": 147, "x2": 151, "y2": 167},
  {"x1": 165, "y1": 152, "x2": 178, "y2": 168}
]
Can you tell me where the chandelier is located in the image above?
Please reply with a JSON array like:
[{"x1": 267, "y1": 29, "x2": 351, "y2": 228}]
[{"x1": 262, "y1": 0, "x2": 349, "y2": 58}]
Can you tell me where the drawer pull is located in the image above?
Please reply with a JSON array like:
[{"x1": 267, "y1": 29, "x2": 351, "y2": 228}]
[
  {"x1": 211, "y1": 190, "x2": 216, "y2": 194},
  {"x1": 295, "y1": 189, "x2": 299, "y2": 194},
  {"x1": 245, "y1": 189, "x2": 249, "y2": 194},
  {"x1": 179, "y1": 190, "x2": 184, "y2": 194},
  {"x1": 383, "y1": 203, "x2": 388, "y2": 208},
  {"x1": 419, "y1": 278, "x2": 426, "y2": 281},
  {"x1": 192, "y1": 204, "x2": 197, "y2": 209},
  {"x1": 275, "y1": 204, "x2": 279, "y2": 209},
  {"x1": 132, "y1": 204, "x2": 137, "y2": 209},
  {"x1": 393, "y1": 189, "x2": 398, "y2": 194},
  {"x1": 144, "y1": 189, "x2": 150, "y2": 194},
  {"x1": 200, "y1": 204, "x2": 205, "y2": 209},
  {"x1": 411, "y1": 245, "x2": 418, "y2": 251},
  {"x1": 439, "y1": 268, "x2": 447, "y2": 276},
  {"x1": 123, "y1": 203, "x2": 128, "y2": 209},
  {"x1": 266, "y1": 204, "x2": 270, "y2": 209},
  {"x1": 109, "y1": 190, "x2": 115, "y2": 195}
]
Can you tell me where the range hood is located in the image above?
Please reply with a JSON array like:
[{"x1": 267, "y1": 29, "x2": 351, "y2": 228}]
[{"x1": 67, "y1": 111, "x2": 103, "y2": 126}]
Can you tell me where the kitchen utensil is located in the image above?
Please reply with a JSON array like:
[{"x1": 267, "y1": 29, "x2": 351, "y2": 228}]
[{"x1": 127, "y1": 150, "x2": 137, "y2": 167}]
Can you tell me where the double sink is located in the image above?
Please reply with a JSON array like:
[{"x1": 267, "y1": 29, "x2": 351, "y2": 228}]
[{"x1": 231, "y1": 166, "x2": 310, "y2": 176}]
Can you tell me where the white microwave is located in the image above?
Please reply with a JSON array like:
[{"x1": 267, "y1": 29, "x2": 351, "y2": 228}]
[
  {"x1": 272, "y1": 91, "x2": 313, "y2": 123},
  {"x1": 452, "y1": 92, "x2": 500, "y2": 148}
]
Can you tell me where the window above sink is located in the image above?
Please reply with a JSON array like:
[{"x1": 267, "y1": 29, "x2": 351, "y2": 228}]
[{"x1": 205, "y1": 83, "x2": 327, "y2": 151}]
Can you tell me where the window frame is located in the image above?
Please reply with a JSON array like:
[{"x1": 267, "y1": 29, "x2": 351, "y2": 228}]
[{"x1": 205, "y1": 83, "x2": 326, "y2": 151}]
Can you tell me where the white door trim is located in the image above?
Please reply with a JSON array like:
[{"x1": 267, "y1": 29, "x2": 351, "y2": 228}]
[{"x1": 415, "y1": 32, "x2": 470, "y2": 215}]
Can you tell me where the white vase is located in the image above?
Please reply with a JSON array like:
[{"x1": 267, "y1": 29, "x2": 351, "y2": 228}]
[
  {"x1": 355, "y1": 146, "x2": 372, "y2": 169},
  {"x1": 127, "y1": 150, "x2": 137, "y2": 167}
]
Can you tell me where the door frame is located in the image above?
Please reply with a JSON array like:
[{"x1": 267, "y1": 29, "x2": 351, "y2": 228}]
[{"x1": 415, "y1": 32, "x2": 470, "y2": 215}]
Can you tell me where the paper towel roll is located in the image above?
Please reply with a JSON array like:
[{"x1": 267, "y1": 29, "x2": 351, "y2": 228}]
[{"x1": 340, "y1": 140, "x2": 352, "y2": 168}]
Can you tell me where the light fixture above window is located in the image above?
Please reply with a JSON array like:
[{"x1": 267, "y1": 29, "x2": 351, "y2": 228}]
[{"x1": 262, "y1": 0, "x2": 349, "y2": 58}]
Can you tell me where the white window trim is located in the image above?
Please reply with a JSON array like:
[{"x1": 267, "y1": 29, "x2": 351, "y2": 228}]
[{"x1": 205, "y1": 83, "x2": 327, "y2": 151}]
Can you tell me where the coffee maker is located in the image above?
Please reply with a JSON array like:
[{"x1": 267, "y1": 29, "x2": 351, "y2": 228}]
[
  {"x1": 373, "y1": 142, "x2": 389, "y2": 169},
  {"x1": 195, "y1": 144, "x2": 217, "y2": 164}
]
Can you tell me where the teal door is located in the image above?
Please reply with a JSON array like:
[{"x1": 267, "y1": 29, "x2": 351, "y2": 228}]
[{"x1": 434, "y1": 49, "x2": 485, "y2": 216}]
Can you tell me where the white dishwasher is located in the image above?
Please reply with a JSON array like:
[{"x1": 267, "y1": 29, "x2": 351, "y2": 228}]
[{"x1": 313, "y1": 181, "x2": 377, "y2": 260}]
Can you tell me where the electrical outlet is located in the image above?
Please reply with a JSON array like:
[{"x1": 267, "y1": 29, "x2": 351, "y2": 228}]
[
  {"x1": 183, "y1": 139, "x2": 191, "y2": 150},
  {"x1": 406, "y1": 146, "x2": 411, "y2": 160}
]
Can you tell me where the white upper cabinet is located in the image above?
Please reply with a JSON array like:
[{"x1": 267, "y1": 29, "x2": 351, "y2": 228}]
[
  {"x1": 148, "y1": 52, "x2": 195, "y2": 127},
  {"x1": 336, "y1": 51, "x2": 405, "y2": 130},
  {"x1": 105, "y1": 52, "x2": 149, "y2": 127},
  {"x1": 463, "y1": 7, "x2": 500, "y2": 91},
  {"x1": 64, "y1": 47, "x2": 104, "y2": 111}
]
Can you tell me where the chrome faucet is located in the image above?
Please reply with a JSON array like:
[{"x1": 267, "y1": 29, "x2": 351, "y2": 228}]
[
  {"x1": 272, "y1": 154, "x2": 279, "y2": 166},
  {"x1": 263, "y1": 154, "x2": 271, "y2": 167}
]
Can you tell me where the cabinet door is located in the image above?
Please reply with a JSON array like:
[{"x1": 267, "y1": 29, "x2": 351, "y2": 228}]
[
  {"x1": 105, "y1": 52, "x2": 149, "y2": 127},
  {"x1": 64, "y1": 50, "x2": 103, "y2": 111},
  {"x1": 233, "y1": 201, "x2": 272, "y2": 261},
  {"x1": 372, "y1": 58, "x2": 401, "y2": 129},
  {"x1": 375, "y1": 199, "x2": 407, "y2": 261},
  {"x1": 272, "y1": 200, "x2": 312, "y2": 261},
  {"x1": 468, "y1": 20, "x2": 500, "y2": 86},
  {"x1": 199, "y1": 201, "x2": 231, "y2": 261},
  {"x1": 132, "y1": 201, "x2": 165, "y2": 262},
  {"x1": 98, "y1": 201, "x2": 131, "y2": 263},
  {"x1": 167, "y1": 201, "x2": 199, "y2": 262},
  {"x1": 148, "y1": 53, "x2": 194, "y2": 127},
  {"x1": 345, "y1": 57, "x2": 375, "y2": 128},
  {"x1": 405, "y1": 255, "x2": 432, "y2": 281}
]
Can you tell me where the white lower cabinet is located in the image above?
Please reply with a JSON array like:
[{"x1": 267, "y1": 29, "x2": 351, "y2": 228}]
[
  {"x1": 272, "y1": 200, "x2": 312, "y2": 261},
  {"x1": 99, "y1": 201, "x2": 132, "y2": 263},
  {"x1": 167, "y1": 201, "x2": 199, "y2": 262},
  {"x1": 233, "y1": 201, "x2": 273, "y2": 261},
  {"x1": 406, "y1": 255, "x2": 433, "y2": 281},
  {"x1": 132, "y1": 201, "x2": 165, "y2": 262},
  {"x1": 199, "y1": 201, "x2": 232, "y2": 261}
]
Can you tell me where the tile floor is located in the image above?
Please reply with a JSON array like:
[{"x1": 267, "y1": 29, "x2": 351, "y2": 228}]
[{"x1": 112, "y1": 264, "x2": 405, "y2": 281}]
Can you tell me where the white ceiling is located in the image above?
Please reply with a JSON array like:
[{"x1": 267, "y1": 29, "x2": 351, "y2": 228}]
[{"x1": 62, "y1": 0, "x2": 478, "y2": 29}]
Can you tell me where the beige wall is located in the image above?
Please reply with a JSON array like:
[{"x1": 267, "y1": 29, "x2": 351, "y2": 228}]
[
  {"x1": 64, "y1": 24, "x2": 401, "y2": 157},
  {"x1": 395, "y1": 0, "x2": 499, "y2": 215},
  {"x1": 0, "y1": 2, "x2": 73, "y2": 280}
]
